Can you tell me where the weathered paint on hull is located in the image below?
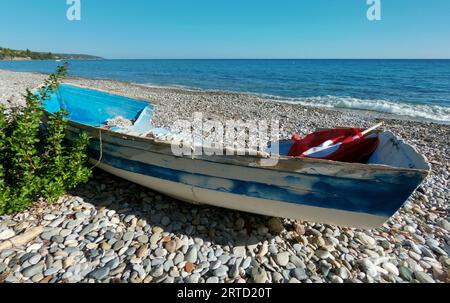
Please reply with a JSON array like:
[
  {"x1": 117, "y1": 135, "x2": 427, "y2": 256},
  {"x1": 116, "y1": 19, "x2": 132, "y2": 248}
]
[
  {"x1": 64, "y1": 128, "x2": 426, "y2": 229},
  {"x1": 96, "y1": 161, "x2": 389, "y2": 229}
]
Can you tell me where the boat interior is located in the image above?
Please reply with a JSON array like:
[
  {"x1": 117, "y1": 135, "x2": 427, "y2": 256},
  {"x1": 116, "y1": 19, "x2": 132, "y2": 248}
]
[{"x1": 44, "y1": 84, "x2": 430, "y2": 172}]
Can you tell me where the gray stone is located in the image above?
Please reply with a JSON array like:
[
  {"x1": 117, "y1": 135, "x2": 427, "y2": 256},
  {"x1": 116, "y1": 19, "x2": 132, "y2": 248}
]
[
  {"x1": 174, "y1": 252, "x2": 184, "y2": 265},
  {"x1": 124, "y1": 215, "x2": 135, "y2": 223},
  {"x1": 337, "y1": 267, "x2": 350, "y2": 280},
  {"x1": 185, "y1": 247, "x2": 198, "y2": 263},
  {"x1": 211, "y1": 260, "x2": 222, "y2": 270},
  {"x1": 274, "y1": 252, "x2": 290, "y2": 267},
  {"x1": 186, "y1": 273, "x2": 200, "y2": 283},
  {"x1": 399, "y1": 266, "x2": 413, "y2": 281},
  {"x1": 138, "y1": 235, "x2": 149, "y2": 244},
  {"x1": 0, "y1": 249, "x2": 15, "y2": 258},
  {"x1": 28, "y1": 254, "x2": 42, "y2": 265},
  {"x1": 66, "y1": 219, "x2": 84, "y2": 229},
  {"x1": 59, "y1": 229, "x2": 72, "y2": 238},
  {"x1": 133, "y1": 265, "x2": 146, "y2": 279},
  {"x1": 213, "y1": 266, "x2": 228, "y2": 277},
  {"x1": 331, "y1": 275, "x2": 344, "y2": 283},
  {"x1": 104, "y1": 231, "x2": 115, "y2": 240},
  {"x1": 106, "y1": 257, "x2": 120, "y2": 270},
  {"x1": 289, "y1": 255, "x2": 305, "y2": 268},
  {"x1": 320, "y1": 263, "x2": 332, "y2": 276},
  {"x1": 215, "y1": 247, "x2": 224, "y2": 257},
  {"x1": 151, "y1": 265, "x2": 164, "y2": 278},
  {"x1": 31, "y1": 273, "x2": 44, "y2": 283},
  {"x1": 0, "y1": 262, "x2": 7, "y2": 274},
  {"x1": 152, "y1": 258, "x2": 165, "y2": 266},
  {"x1": 233, "y1": 246, "x2": 246, "y2": 258},
  {"x1": 268, "y1": 245, "x2": 278, "y2": 255},
  {"x1": 357, "y1": 233, "x2": 376, "y2": 246},
  {"x1": 438, "y1": 219, "x2": 450, "y2": 232},
  {"x1": 43, "y1": 214, "x2": 56, "y2": 221},
  {"x1": 414, "y1": 271, "x2": 435, "y2": 283},
  {"x1": 169, "y1": 268, "x2": 180, "y2": 278},
  {"x1": 90, "y1": 267, "x2": 110, "y2": 280},
  {"x1": 48, "y1": 218, "x2": 65, "y2": 228},
  {"x1": 80, "y1": 222, "x2": 98, "y2": 236},
  {"x1": 206, "y1": 276, "x2": 219, "y2": 283},
  {"x1": 293, "y1": 268, "x2": 308, "y2": 281},
  {"x1": 0, "y1": 229, "x2": 15, "y2": 241},
  {"x1": 163, "y1": 276, "x2": 175, "y2": 283},
  {"x1": 150, "y1": 233, "x2": 161, "y2": 245},
  {"x1": 125, "y1": 247, "x2": 136, "y2": 256},
  {"x1": 161, "y1": 216, "x2": 171, "y2": 226},
  {"x1": 44, "y1": 267, "x2": 60, "y2": 276},
  {"x1": 22, "y1": 264, "x2": 44, "y2": 277},
  {"x1": 420, "y1": 246, "x2": 435, "y2": 258},
  {"x1": 163, "y1": 260, "x2": 174, "y2": 272},
  {"x1": 51, "y1": 235, "x2": 64, "y2": 244},
  {"x1": 315, "y1": 250, "x2": 331, "y2": 259},
  {"x1": 154, "y1": 248, "x2": 167, "y2": 258},
  {"x1": 241, "y1": 257, "x2": 252, "y2": 270},
  {"x1": 123, "y1": 231, "x2": 134, "y2": 242},
  {"x1": 218, "y1": 254, "x2": 231, "y2": 264},
  {"x1": 229, "y1": 263, "x2": 240, "y2": 279},
  {"x1": 383, "y1": 262, "x2": 399, "y2": 276},
  {"x1": 251, "y1": 266, "x2": 268, "y2": 283},
  {"x1": 272, "y1": 272, "x2": 284, "y2": 283},
  {"x1": 113, "y1": 240, "x2": 125, "y2": 251}
]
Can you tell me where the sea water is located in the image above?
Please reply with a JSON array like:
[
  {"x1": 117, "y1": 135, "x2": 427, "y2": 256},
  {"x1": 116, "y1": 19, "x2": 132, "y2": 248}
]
[{"x1": 0, "y1": 59, "x2": 449, "y2": 123}]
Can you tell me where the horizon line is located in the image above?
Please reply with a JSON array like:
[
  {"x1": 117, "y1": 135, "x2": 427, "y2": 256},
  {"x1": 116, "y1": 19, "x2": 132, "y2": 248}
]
[{"x1": 85, "y1": 57, "x2": 450, "y2": 60}]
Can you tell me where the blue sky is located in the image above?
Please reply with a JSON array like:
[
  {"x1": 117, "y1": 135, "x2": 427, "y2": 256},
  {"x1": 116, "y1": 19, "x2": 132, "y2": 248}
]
[{"x1": 1, "y1": 0, "x2": 449, "y2": 59}]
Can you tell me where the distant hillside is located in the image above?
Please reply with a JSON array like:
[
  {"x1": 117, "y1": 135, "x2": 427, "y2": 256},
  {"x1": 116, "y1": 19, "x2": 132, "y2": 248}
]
[{"x1": 0, "y1": 47, "x2": 103, "y2": 60}]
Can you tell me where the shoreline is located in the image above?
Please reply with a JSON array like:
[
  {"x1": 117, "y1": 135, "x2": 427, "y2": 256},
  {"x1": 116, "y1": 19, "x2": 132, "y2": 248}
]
[
  {"x1": 0, "y1": 68, "x2": 449, "y2": 284},
  {"x1": 0, "y1": 68, "x2": 448, "y2": 126}
]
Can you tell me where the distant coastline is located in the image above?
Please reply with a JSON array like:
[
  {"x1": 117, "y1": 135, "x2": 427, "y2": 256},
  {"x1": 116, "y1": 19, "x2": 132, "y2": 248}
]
[{"x1": 0, "y1": 47, "x2": 102, "y2": 61}]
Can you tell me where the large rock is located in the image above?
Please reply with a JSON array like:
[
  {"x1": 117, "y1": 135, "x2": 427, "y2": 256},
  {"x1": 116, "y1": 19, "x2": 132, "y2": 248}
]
[
  {"x1": 0, "y1": 226, "x2": 43, "y2": 250},
  {"x1": 0, "y1": 230, "x2": 15, "y2": 241},
  {"x1": 267, "y1": 218, "x2": 284, "y2": 234},
  {"x1": 274, "y1": 252, "x2": 290, "y2": 267},
  {"x1": 251, "y1": 266, "x2": 268, "y2": 283}
]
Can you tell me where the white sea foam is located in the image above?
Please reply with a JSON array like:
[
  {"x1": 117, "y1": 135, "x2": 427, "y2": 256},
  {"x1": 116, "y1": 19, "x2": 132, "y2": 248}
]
[
  {"x1": 136, "y1": 82, "x2": 450, "y2": 124},
  {"x1": 273, "y1": 95, "x2": 450, "y2": 123}
]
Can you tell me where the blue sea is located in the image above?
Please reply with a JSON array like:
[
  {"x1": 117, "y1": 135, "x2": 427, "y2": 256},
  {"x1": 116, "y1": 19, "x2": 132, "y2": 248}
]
[{"x1": 1, "y1": 59, "x2": 449, "y2": 123}]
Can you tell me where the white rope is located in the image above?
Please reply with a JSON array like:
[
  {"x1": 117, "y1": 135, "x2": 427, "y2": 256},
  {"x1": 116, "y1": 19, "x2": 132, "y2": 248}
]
[{"x1": 91, "y1": 129, "x2": 103, "y2": 169}]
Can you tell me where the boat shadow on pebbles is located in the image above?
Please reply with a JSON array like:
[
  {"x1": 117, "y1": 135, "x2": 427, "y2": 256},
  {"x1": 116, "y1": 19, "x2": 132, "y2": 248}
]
[{"x1": 69, "y1": 169, "x2": 285, "y2": 247}]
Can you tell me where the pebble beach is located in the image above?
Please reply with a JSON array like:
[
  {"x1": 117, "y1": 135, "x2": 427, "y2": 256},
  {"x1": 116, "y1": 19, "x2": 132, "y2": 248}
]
[{"x1": 0, "y1": 69, "x2": 449, "y2": 284}]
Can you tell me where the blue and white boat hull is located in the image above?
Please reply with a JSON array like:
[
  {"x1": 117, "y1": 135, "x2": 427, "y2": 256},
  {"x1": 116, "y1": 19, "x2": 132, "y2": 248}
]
[{"x1": 43, "y1": 84, "x2": 430, "y2": 229}]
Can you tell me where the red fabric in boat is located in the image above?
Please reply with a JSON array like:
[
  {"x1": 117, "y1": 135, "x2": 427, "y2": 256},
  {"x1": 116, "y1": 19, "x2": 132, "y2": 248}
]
[{"x1": 287, "y1": 128, "x2": 380, "y2": 163}]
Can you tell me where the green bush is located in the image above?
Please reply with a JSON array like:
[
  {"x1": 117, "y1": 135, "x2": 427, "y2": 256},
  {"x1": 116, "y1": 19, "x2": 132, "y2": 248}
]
[{"x1": 0, "y1": 64, "x2": 92, "y2": 215}]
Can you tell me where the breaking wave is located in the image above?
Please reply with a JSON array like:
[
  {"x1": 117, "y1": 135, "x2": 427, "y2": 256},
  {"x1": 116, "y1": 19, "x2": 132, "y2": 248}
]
[
  {"x1": 137, "y1": 82, "x2": 450, "y2": 124},
  {"x1": 259, "y1": 94, "x2": 450, "y2": 124}
]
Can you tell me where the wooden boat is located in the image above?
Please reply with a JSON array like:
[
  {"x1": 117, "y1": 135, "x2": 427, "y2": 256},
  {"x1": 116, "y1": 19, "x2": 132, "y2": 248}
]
[{"x1": 42, "y1": 84, "x2": 430, "y2": 229}]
